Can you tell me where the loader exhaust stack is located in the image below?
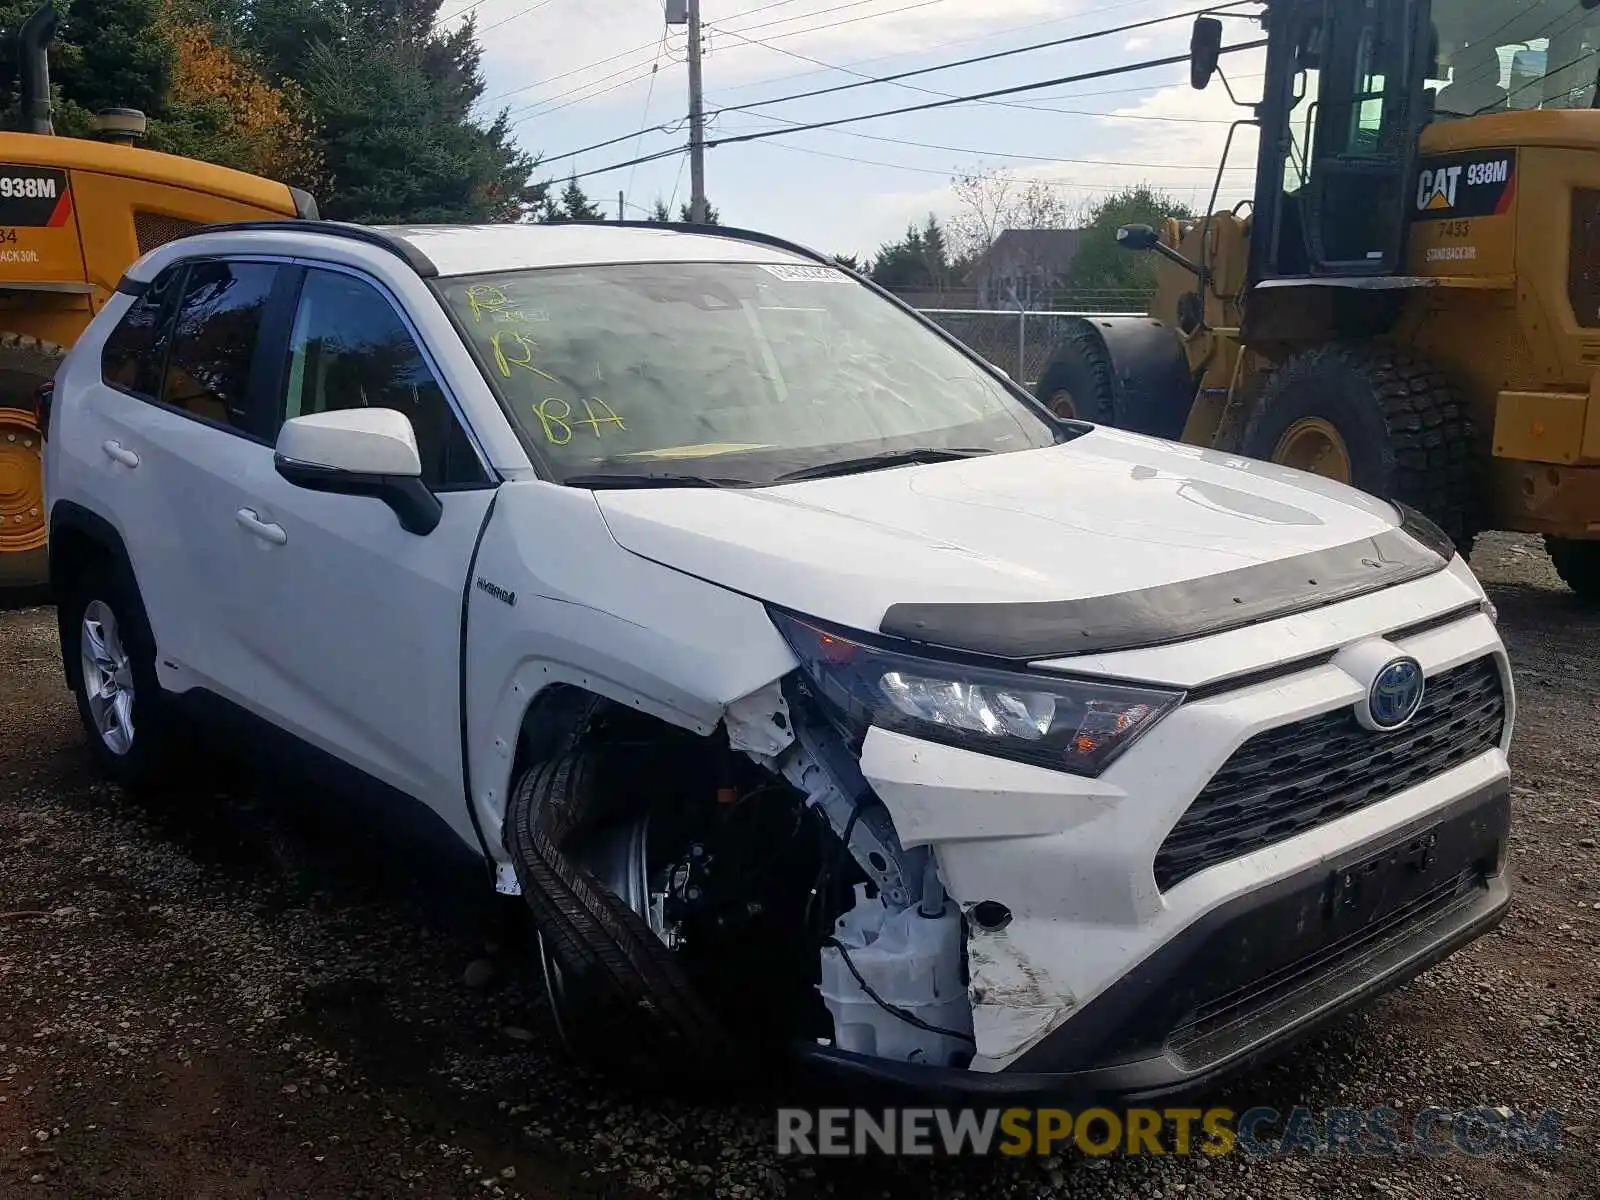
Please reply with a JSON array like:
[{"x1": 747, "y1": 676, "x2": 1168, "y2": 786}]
[{"x1": 17, "y1": 1, "x2": 58, "y2": 137}]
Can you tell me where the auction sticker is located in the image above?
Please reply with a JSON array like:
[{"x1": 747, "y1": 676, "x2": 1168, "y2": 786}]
[{"x1": 759, "y1": 263, "x2": 847, "y2": 282}]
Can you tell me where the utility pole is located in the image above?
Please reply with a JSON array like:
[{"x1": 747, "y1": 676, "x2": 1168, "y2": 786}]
[
  {"x1": 618, "y1": 190, "x2": 625, "y2": 220},
  {"x1": 666, "y1": 0, "x2": 707, "y2": 224},
  {"x1": 685, "y1": 0, "x2": 708, "y2": 223}
]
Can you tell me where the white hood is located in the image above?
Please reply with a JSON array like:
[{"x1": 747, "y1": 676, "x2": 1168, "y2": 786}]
[{"x1": 592, "y1": 426, "x2": 1413, "y2": 643}]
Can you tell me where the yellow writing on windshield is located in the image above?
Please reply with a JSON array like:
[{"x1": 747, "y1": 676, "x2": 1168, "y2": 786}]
[
  {"x1": 533, "y1": 397, "x2": 627, "y2": 446},
  {"x1": 491, "y1": 329, "x2": 560, "y2": 385}
]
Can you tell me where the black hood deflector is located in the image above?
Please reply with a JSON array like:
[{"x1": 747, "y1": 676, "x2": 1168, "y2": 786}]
[{"x1": 879, "y1": 520, "x2": 1452, "y2": 662}]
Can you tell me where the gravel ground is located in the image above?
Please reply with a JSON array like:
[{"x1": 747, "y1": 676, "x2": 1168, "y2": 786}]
[{"x1": 2, "y1": 531, "x2": 1597, "y2": 1199}]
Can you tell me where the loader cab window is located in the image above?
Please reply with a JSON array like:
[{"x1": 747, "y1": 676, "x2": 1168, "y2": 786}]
[
  {"x1": 1261, "y1": 0, "x2": 1420, "y2": 279},
  {"x1": 1429, "y1": 0, "x2": 1600, "y2": 119}
]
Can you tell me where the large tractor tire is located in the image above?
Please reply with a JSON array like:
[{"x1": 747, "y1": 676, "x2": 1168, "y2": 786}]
[
  {"x1": 1033, "y1": 317, "x2": 1195, "y2": 440},
  {"x1": 1237, "y1": 342, "x2": 1482, "y2": 557},
  {"x1": 1544, "y1": 537, "x2": 1600, "y2": 604},
  {"x1": 0, "y1": 333, "x2": 66, "y2": 593},
  {"x1": 1035, "y1": 325, "x2": 1117, "y2": 424}
]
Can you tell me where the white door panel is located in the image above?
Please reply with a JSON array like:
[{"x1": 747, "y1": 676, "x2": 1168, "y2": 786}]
[
  {"x1": 79, "y1": 381, "x2": 264, "y2": 708},
  {"x1": 228, "y1": 452, "x2": 493, "y2": 835}
]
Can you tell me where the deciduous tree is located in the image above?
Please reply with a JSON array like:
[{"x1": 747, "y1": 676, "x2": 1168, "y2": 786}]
[{"x1": 1067, "y1": 185, "x2": 1196, "y2": 293}]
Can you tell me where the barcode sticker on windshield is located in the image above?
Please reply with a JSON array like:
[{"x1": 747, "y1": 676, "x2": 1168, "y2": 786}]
[{"x1": 758, "y1": 263, "x2": 846, "y2": 283}]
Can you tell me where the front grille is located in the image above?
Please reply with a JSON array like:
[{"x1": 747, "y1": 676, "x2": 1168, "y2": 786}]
[
  {"x1": 1166, "y1": 866, "x2": 1488, "y2": 1070},
  {"x1": 1154, "y1": 656, "x2": 1505, "y2": 891},
  {"x1": 1168, "y1": 868, "x2": 1477, "y2": 1057}
]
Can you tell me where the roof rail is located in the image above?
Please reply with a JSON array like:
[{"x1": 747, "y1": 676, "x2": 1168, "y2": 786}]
[
  {"x1": 173, "y1": 219, "x2": 438, "y2": 276},
  {"x1": 537, "y1": 218, "x2": 837, "y2": 269}
]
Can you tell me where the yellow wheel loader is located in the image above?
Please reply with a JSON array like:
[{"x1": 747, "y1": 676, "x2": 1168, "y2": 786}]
[
  {"x1": 0, "y1": 2, "x2": 314, "y2": 592},
  {"x1": 1035, "y1": 0, "x2": 1600, "y2": 600}
]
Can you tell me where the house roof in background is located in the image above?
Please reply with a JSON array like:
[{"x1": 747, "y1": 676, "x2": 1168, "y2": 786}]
[{"x1": 966, "y1": 228, "x2": 1084, "y2": 283}]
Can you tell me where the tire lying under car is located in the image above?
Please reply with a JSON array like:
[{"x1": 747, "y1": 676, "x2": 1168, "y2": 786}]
[{"x1": 504, "y1": 742, "x2": 739, "y2": 1080}]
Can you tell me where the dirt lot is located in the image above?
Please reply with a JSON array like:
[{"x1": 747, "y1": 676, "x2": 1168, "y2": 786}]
[{"x1": 2, "y1": 532, "x2": 1598, "y2": 1200}]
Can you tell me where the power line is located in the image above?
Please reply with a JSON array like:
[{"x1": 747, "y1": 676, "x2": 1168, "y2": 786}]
[
  {"x1": 717, "y1": 0, "x2": 952, "y2": 44},
  {"x1": 737, "y1": 137, "x2": 1226, "y2": 194},
  {"x1": 507, "y1": 59, "x2": 666, "y2": 124},
  {"x1": 706, "y1": 1, "x2": 1253, "y2": 119},
  {"x1": 704, "y1": 0, "x2": 1178, "y2": 99},
  {"x1": 485, "y1": 35, "x2": 664, "y2": 104},
  {"x1": 626, "y1": 33, "x2": 671, "y2": 204},
  {"x1": 720, "y1": 0, "x2": 945, "y2": 37},
  {"x1": 569, "y1": 143, "x2": 690, "y2": 183},
  {"x1": 725, "y1": 108, "x2": 1257, "y2": 170},
  {"x1": 704, "y1": 41, "x2": 1267, "y2": 149},
  {"x1": 524, "y1": 117, "x2": 683, "y2": 167},
  {"x1": 437, "y1": 0, "x2": 493, "y2": 24},
  {"x1": 478, "y1": 0, "x2": 558, "y2": 36},
  {"x1": 560, "y1": 40, "x2": 1263, "y2": 180},
  {"x1": 734, "y1": 0, "x2": 814, "y2": 19}
]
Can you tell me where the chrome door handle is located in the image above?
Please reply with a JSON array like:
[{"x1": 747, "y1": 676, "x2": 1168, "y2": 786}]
[
  {"x1": 102, "y1": 439, "x2": 139, "y2": 468},
  {"x1": 235, "y1": 508, "x2": 287, "y2": 545}
]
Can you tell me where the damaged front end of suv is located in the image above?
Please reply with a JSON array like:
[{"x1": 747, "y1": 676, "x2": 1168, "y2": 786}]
[{"x1": 495, "y1": 534, "x2": 1513, "y2": 1100}]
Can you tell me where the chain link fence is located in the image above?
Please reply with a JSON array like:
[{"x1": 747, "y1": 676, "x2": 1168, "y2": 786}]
[{"x1": 918, "y1": 306, "x2": 1147, "y2": 391}]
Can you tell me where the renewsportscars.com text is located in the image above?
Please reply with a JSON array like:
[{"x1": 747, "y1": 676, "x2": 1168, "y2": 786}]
[{"x1": 775, "y1": 1106, "x2": 1565, "y2": 1158}]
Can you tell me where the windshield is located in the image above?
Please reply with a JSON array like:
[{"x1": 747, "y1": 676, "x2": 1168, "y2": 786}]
[
  {"x1": 435, "y1": 261, "x2": 1059, "y2": 485},
  {"x1": 1430, "y1": 0, "x2": 1600, "y2": 117}
]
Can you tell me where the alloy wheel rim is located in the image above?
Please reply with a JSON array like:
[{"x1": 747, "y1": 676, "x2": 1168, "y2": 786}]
[{"x1": 80, "y1": 599, "x2": 135, "y2": 756}]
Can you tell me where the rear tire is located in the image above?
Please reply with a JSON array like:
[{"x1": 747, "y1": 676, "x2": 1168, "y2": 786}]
[
  {"x1": 1238, "y1": 342, "x2": 1483, "y2": 557},
  {"x1": 61, "y1": 561, "x2": 174, "y2": 790},
  {"x1": 505, "y1": 747, "x2": 739, "y2": 1084},
  {"x1": 1034, "y1": 325, "x2": 1117, "y2": 424},
  {"x1": 1544, "y1": 537, "x2": 1600, "y2": 603}
]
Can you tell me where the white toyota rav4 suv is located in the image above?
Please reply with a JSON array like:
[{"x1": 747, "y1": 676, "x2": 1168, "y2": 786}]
[{"x1": 41, "y1": 219, "x2": 1513, "y2": 1100}]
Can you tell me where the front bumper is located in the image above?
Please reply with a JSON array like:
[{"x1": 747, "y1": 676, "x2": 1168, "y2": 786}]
[{"x1": 795, "y1": 777, "x2": 1510, "y2": 1104}]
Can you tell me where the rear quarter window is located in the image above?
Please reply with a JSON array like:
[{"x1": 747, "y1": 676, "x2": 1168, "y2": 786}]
[{"x1": 101, "y1": 264, "x2": 184, "y2": 399}]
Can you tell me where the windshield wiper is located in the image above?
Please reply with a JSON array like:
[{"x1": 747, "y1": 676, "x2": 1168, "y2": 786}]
[
  {"x1": 562, "y1": 472, "x2": 745, "y2": 489},
  {"x1": 770, "y1": 447, "x2": 995, "y2": 484}
]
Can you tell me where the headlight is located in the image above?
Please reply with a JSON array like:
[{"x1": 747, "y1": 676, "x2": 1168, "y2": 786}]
[{"x1": 770, "y1": 610, "x2": 1183, "y2": 777}]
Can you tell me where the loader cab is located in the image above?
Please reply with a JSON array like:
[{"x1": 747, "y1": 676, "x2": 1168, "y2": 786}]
[{"x1": 1246, "y1": 0, "x2": 1434, "y2": 283}]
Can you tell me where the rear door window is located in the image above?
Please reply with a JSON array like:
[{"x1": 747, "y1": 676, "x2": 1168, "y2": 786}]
[{"x1": 160, "y1": 260, "x2": 281, "y2": 439}]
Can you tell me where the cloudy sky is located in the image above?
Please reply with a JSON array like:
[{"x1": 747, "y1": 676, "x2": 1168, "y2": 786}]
[{"x1": 456, "y1": 0, "x2": 1268, "y2": 257}]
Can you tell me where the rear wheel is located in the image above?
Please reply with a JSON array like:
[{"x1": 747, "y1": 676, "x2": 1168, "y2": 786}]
[
  {"x1": 1544, "y1": 537, "x2": 1600, "y2": 603},
  {"x1": 0, "y1": 334, "x2": 66, "y2": 592},
  {"x1": 1238, "y1": 342, "x2": 1483, "y2": 556},
  {"x1": 1034, "y1": 325, "x2": 1116, "y2": 423},
  {"x1": 62, "y1": 562, "x2": 174, "y2": 789}
]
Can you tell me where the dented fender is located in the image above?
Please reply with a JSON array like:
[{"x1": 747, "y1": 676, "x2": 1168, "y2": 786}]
[{"x1": 462, "y1": 483, "x2": 797, "y2": 861}]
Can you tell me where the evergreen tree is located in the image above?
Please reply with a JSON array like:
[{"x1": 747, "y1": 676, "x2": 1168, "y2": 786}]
[
  {"x1": 224, "y1": 0, "x2": 541, "y2": 221},
  {"x1": 871, "y1": 215, "x2": 951, "y2": 291},
  {"x1": 538, "y1": 173, "x2": 605, "y2": 220},
  {"x1": 0, "y1": 0, "x2": 173, "y2": 132},
  {"x1": 677, "y1": 199, "x2": 719, "y2": 225},
  {"x1": 0, "y1": 0, "x2": 543, "y2": 223}
]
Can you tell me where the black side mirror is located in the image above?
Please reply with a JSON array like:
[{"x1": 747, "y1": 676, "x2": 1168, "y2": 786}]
[
  {"x1": 1191, "y1": 16, "x2": 1223, "y2": 90},
  {"x1": 1116, "y1": 224, "x2": 1160, "y2": 251}
]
